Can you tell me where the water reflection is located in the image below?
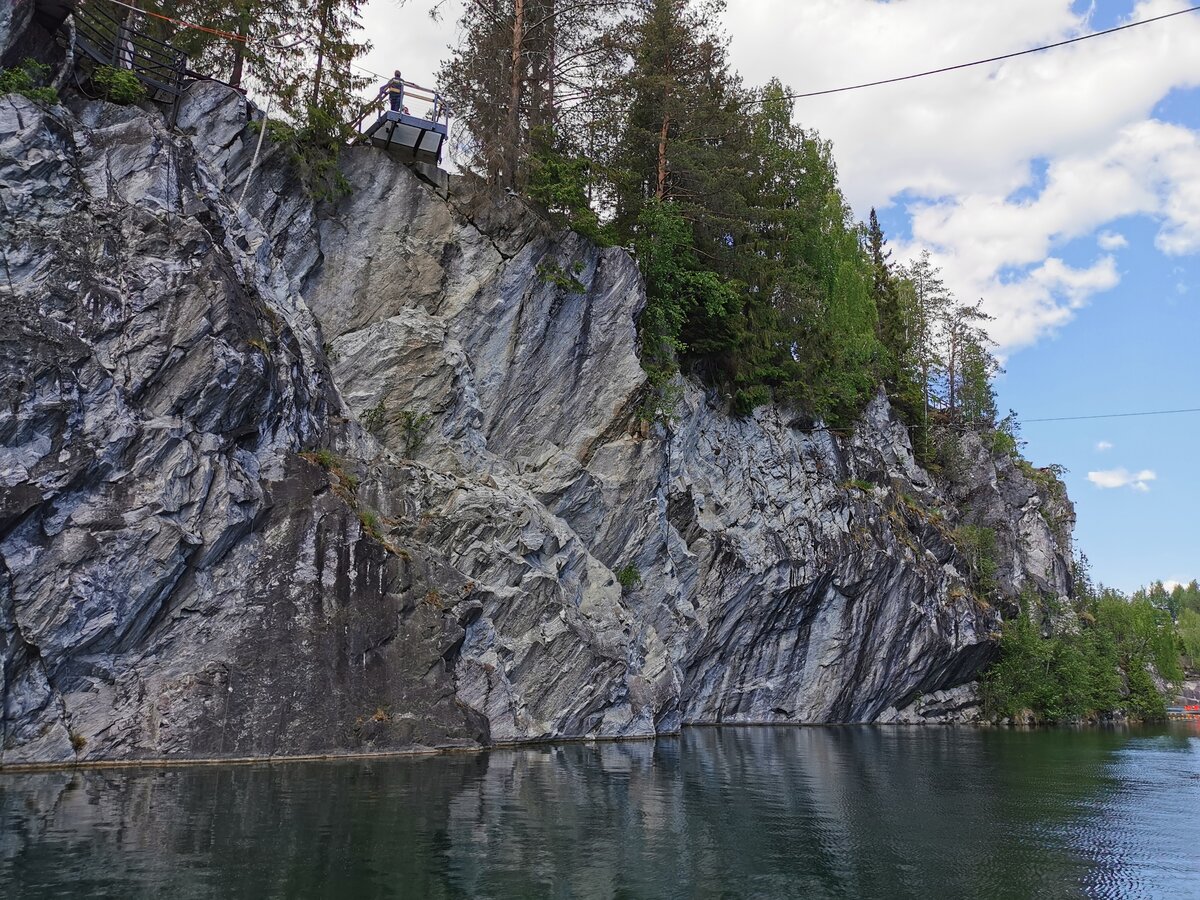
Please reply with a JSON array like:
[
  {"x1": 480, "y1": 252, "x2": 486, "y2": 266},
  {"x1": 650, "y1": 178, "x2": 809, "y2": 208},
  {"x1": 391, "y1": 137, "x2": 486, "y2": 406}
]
[{"x1": 2, "y1": 726, "x2": 1198, "y2": 898}]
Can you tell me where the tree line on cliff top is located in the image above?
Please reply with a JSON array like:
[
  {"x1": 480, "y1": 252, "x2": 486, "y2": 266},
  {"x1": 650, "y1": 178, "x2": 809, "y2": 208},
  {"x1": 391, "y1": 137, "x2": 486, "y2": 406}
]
[
  {"x1": 155, "y1": 0, "x2": 998, "y2": 440},
  {"x1": 439, "y1": 0, "x2": 1001, "y2": 438}
]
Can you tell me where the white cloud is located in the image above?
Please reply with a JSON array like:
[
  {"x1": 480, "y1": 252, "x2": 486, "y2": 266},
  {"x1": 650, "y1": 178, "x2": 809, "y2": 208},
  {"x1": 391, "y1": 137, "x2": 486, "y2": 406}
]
[
  {"x1": 1096, "y1": 440, "x2": 1114, "y2": 451},
  {"x1": 1097, "y1": 231, "x2": 1129, "y2": 250},
  {"x1": 1087, "y1": 468, "x2": 1157, "y2": 491}
]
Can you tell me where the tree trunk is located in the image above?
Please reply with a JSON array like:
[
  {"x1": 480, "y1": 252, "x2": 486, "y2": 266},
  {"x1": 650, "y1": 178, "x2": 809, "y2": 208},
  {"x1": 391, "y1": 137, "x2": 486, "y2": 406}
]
[
  {"x1": 947, "y1": 326, "x2": 957, "y2": 421},
  {"x1": 656, "y1": 49, "x2": 673, "y2": 201},
  {"x1": 656, "y1": 108, "x2": 670, "y2": 200},
  {"x1": 545, "y1": 0, "x2": 556, "y2": 130},
  {"x1": 505, "y1": 0, "x2": 526, "y2": 188},
  {"x1": 311, "y1": 0, "x2": 331, "y2": 109},
  {"x1": 230, "y1": 2, "x2": 250, "y2": 88}
]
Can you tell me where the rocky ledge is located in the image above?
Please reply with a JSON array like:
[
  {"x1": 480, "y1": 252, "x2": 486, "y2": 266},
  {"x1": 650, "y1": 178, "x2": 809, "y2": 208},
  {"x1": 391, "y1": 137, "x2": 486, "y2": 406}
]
[{"x1": 0, "y1": 81, "x2": 1074, "y2": 765}]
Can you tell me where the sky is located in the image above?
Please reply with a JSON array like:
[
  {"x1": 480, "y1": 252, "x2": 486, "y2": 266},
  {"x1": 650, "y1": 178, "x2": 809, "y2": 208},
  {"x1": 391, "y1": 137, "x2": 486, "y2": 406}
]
[{"x1": 357, "y1": 0, "x2": 1199, "y2": 593}]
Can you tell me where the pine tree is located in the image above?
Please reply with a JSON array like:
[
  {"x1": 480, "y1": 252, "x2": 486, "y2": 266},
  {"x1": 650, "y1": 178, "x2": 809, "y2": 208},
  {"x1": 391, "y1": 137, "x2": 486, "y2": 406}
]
[
  {"x1": 610, "y1": 0, "x2": 744, "y2": 244},
  {"x1": 945, "y1": 299, "x2": 998, "y2": 425},
  {"x1": 899, "y1": 250, "x2": 953, "y2": 426},
  {"x1": 438, "y1": 0, "x2": 626, "y2": 188}
]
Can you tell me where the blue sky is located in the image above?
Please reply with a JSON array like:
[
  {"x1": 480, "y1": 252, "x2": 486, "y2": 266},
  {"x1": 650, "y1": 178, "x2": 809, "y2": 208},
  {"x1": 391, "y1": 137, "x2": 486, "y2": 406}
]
[{"x1": 362, "y1": 0, "x2": 1198, "y2": 592}]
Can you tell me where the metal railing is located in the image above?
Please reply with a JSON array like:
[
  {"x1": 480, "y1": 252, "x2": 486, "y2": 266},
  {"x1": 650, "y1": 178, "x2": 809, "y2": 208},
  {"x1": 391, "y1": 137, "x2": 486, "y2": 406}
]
[
  {"x1": 350, "y1": 78, "x2": 450, "y2": 135},
  {"x1": 71, "y1": 0, "x2": 186, "y2": 108}
]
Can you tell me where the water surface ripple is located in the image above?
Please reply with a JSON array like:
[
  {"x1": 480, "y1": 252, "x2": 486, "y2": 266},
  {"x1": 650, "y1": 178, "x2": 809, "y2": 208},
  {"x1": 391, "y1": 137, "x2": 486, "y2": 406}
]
[{"x1": 2, "y1": 724, "x2": 1198, "y2": 898}]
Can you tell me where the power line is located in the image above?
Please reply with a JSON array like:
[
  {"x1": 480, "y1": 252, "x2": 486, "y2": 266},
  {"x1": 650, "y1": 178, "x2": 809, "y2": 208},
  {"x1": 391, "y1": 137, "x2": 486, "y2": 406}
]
[
  {"x1": 765, "y1": 4, "x2": 1200, "y2": 103},
  {"x1": 1023, "y1": 407, "x2": 1200, "y2": 424}
]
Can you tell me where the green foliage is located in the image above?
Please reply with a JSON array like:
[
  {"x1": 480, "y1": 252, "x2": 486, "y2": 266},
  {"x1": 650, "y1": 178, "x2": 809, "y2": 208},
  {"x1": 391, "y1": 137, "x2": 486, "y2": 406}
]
[
  {"x1": 986, "y1": 413, "x2": 1022, "y2": 458},
  {"x1": 359, "y1": 401, "x2": 432, "y2": 457},
  {"x1": 634, "y1": 200, "x2": 737, "y2": 369},
  {"x1": 256, "y1": 105, "x2": 352, "y2": 201},
  {"x1": 308, "y1": 449, "x2": 337, "y2": 470},
  {"x1": 845, "y1": 479, "x2": 874, "y2": 493},
  {"x1": 616, "y1": 564, "x2": 642, "y2": 590},
  {"x1": 361, "y1": 400, "x2": 387, "y2": 434},
  {"x1": 0, "y1": 58, "x2": 58, "y2": 104},
  {"x1": 1178, "y1": 608, "x2": 1200, "y2": 665},
  {"x1": 1133, "y1": 578, "x2": 1200, "y2": 622},
  {"x1": 982, "y1": 587, "x2": 1182, "y2": 722},
  {"x1": 954, "y1": 525, "x2": 999, "y2": 599},
  {"x1": 536, "y1": 260, "x2": 586, "y2": 294},
  {"x1": 358, "y1": 508, "x2": 382, "y2": 540},
  {"x1": 438, "y1": 1, "x2": 1010, "y2": 440},
  {"x1": 92, "y1": 65, "x2": 147, "y2": 105},
  {"x1": 527, "y1": 127, "x2": 615, "y2": 245},
  {"x1": 250, "y1": 116, "x2": 297, "y2": 144},
  {"x1": 397, "y1": 408, "x2": 433, "y2": 458}
]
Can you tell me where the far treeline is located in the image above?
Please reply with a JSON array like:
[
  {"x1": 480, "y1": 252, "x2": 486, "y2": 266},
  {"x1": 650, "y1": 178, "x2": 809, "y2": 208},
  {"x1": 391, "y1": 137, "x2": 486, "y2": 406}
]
[{"x1": 984, "y1": 566, "x2": 1198, "y2": 723}]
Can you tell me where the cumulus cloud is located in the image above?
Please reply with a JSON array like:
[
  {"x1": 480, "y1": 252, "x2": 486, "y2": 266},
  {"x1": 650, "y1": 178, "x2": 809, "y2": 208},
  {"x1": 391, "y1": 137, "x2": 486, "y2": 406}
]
[
  {"x1": 1096, "y1": 440, "x2": 1114, "y2": 451},
  {"x1": 1087, "y1": 468, "x2": 1157, "y2": 491},
  {"x1": 1097, "y1": 231, "x2": 1129, "y2": 250}
]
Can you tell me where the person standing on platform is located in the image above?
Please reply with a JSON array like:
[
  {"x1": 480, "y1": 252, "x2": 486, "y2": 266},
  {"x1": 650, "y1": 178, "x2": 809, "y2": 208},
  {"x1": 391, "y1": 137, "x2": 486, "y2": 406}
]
[{"x1": 381, "y1": 70, "x2": 406, "y2": 113}]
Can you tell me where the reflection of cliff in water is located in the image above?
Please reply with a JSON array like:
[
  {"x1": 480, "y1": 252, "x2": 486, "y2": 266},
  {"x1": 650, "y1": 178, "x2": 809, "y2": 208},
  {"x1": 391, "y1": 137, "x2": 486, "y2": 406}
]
[{"x1": 1, "y1": 727, "x2": 1190, "y2": 899}]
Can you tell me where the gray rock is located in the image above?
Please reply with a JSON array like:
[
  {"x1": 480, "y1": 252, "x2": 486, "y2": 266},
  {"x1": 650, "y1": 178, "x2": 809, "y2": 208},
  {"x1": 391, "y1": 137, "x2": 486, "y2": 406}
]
[{"x1": 0, "y1": 81, "x2": 1075, "y2": 764}]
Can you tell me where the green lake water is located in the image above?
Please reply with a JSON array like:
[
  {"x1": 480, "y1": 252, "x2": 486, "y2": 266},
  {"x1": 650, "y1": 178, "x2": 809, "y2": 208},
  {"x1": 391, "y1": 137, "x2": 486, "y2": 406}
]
[{"x1": 2, "y1": 724, "x2": 1199, "y2": 898}]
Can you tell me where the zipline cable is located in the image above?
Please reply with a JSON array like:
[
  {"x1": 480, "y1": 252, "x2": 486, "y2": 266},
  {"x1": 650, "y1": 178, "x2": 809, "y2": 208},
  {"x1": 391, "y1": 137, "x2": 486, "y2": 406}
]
[
  {"x1": 1022, "y1": 407, "x2": 1200, "y2": 424},
  {"x1": 98, "y1": 0, "x2": 248, "y2": 42},
  {"x1": 761, "y1": 3, "x2": 1200, "y2": 103}
]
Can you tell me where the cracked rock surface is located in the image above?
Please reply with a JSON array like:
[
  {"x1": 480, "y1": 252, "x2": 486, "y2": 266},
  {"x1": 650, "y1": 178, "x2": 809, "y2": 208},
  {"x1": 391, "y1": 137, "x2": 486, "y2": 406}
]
[{"x1": 0, "y1": 81, "x2": 1074, "y2": 765}]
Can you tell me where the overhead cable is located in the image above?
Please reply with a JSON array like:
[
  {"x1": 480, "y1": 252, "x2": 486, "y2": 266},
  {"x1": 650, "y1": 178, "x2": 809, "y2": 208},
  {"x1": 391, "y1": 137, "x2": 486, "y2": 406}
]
[
  {"x1": 1022, "y1": 407, "x2": 1200, "y2": 424},
  {"x1": 765, "y1": 4, "x2": 1200, "y2": 103}
]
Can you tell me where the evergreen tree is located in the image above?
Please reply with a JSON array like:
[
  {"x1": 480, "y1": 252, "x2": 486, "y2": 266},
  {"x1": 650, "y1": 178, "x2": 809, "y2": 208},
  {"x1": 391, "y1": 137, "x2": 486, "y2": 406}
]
[
  {"x1": 898, "y1": 250, "x2": 953, "y2": 425},
  {"x1": 866, "y1": 208, "x2": 922, "y2": 424},
  {"x1": 438, "y1": 0, "x2": 627, "y2": 188},
  {"x1": 610, "y1": 0, "x2": 745, "y2": 245},
  {"x1": 152, "y1": 1, "x2": 368, "y2": 117},
  {"x1": 944, "y1": 298, "x2": 995, "y2": 425}
]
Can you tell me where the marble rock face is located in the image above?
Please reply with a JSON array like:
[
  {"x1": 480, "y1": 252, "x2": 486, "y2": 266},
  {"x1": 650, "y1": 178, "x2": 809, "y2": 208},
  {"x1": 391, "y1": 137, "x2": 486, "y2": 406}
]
[{"x1": 0, "y1": 80, "x2": 1073, "y2": 765}]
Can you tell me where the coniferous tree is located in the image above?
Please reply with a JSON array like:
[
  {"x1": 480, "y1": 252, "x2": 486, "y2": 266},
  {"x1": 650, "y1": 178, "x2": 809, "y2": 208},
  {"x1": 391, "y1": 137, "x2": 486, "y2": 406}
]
[
  {"x1": 899, "y1": 250, "x2": 953, "y2": 425},
  {"x1": 152, "y1": 0, "x2": 368, "y2": 115},
  {"x1": 438, "y1": 0, "x2": 627, "y2": 188},
  {"x1": 946, "y1": 300, "x2": 998, "y2": 426},
  {"x1": 611, "y1": 0, "x2": 744, "y2": 245}
]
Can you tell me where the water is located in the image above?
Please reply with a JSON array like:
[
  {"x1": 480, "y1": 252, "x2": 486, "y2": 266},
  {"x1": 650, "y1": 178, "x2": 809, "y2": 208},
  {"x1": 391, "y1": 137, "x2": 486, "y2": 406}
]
[{"x1": 2, "y1": 725, "x2": 1199, "y2": 899}]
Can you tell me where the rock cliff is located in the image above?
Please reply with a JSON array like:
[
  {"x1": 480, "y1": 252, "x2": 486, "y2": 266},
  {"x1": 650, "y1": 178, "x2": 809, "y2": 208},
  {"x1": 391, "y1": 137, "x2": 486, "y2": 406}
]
[{"x1": 0, "y1": 78, "x2": 1074, "y2": 765}]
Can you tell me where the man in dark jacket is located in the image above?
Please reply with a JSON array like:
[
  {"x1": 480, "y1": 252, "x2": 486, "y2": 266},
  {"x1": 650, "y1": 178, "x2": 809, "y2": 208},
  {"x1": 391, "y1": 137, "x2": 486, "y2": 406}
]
[{"x1": 381, "y1": 70, "x2": 406, "y2": 112}]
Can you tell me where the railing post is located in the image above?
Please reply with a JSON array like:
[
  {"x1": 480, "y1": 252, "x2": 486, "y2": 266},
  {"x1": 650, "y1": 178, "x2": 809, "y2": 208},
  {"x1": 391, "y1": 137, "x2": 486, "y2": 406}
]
[
  {"x1": 111, "y1": 21, "x2": 123, "y2": 67},
  {"x1": 170, "y1": 55, "x2": 184, "y2": 128}
]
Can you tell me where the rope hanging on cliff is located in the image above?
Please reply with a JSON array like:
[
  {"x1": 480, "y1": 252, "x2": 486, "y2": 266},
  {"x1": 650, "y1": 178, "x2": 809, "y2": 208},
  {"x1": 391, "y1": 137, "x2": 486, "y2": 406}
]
[{"x1": 237, "y1": 95, "x2": 274, "y2": 212}]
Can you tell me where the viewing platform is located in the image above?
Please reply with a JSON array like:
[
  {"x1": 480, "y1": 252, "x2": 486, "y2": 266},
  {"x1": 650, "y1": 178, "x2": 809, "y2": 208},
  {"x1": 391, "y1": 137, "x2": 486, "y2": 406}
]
[{"x1": 352, "y1": 76, "x2": 450, "y2": 191}]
